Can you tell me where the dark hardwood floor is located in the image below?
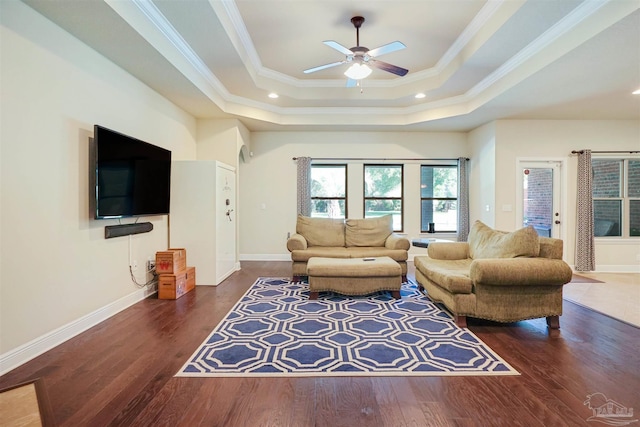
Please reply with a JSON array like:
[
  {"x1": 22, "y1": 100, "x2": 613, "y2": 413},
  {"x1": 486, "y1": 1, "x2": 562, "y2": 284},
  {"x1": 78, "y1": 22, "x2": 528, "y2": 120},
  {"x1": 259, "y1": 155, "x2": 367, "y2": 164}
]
[{"x1": 1, "y1": 261, "x2": 638, "y2": 426}]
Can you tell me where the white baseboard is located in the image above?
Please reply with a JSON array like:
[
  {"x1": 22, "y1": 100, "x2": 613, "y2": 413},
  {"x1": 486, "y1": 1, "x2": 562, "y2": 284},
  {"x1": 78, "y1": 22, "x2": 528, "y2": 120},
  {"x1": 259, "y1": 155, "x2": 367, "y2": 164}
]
[
  {"x1": 0, "y1": 287, "x2": 157, "y2": 376},
  {"x1": 570, "y1": 264, "x2": 640, "y2": 273},
  {"x1": 594, "y1": 265, "x2": 640, "y2": 273},
  {"x1": 214, "y1": 263, "x2": 242, "y2": 286},
  {"x1": 240, "y1": 254, "x2": 290, "y2": 261}
]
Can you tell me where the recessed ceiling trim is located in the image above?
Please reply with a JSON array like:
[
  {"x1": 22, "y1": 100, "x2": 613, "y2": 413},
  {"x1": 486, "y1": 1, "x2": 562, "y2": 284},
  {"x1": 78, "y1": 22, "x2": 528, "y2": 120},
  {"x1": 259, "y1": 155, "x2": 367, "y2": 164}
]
[
  {"x1": 105, "y1": 0, "x2": 640, "y2": 128},
  {"x1": 436, "y1": 0, "x2": 512, "y2": 71},
  {"x1": 109, "y1": 0, "x2": 229, "y2": 108},
  {"x1": 468, "y1": 0, "x2": 637, "y2": 99},
  {"x1": 209, "y1": 0, "x2": 262, "y2": 81},
  {"x1": 216, "y1": 0, "x2": 512, "y2": 90}
]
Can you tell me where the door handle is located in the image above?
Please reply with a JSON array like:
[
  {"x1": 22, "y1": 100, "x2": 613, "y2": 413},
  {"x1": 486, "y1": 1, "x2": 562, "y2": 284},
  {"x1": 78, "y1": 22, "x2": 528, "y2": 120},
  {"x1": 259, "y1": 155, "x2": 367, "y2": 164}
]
[{"x1": 555, "y1": 220, "x2": 560, "y2": 224}]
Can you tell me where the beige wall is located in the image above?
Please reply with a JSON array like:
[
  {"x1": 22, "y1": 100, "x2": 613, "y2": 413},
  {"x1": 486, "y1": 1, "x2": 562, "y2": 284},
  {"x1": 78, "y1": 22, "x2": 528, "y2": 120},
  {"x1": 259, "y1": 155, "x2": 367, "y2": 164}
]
[
  {"x1": 493, "y1": 120, "x2": 640, "y2": 270},
  {"x1": 2, "y1": 0, "x2": 639, "y2": 373},
  {"x1": 468, "y1": 122, "x2": 497, "y2": 226},
  {"x1": 197, "y1": 119, "x2": 250, "y2": 167},
  {"x1": 0, "y1": 2, "x2": 196, "y2": 362},
  {"x1": 239, "y1": 131, "x2": 468, "y2": 259},
  {"x1": 239, "y1": 121, "x2": 640, "y2": 272},
  {"x1": 196, "y1": 118, "x2": 250, "y2": 271}
]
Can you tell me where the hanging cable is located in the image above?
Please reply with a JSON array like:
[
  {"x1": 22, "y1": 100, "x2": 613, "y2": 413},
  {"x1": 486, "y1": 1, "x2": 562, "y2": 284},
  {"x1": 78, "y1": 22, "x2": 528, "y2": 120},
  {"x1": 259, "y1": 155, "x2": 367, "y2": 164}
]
[{"x1": 129, "y1": 264, "x2": 158, "y2": 288}]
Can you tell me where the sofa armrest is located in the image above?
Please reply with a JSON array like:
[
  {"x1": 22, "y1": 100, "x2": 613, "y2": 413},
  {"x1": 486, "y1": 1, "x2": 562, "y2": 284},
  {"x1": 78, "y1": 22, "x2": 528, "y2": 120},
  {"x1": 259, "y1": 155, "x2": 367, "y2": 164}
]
[
  {"x1": 385, "y1": 233, "x2": 410, "y2": 250},
  {"x1": 286, "y1": 233, "x2": 308, "y2": 252},
  {"x1": 427, "y1": 242, "x2": 469, "y2": 260},
  {"x1": 470, "y1": 258, "x2": 572, "y2": 286}
]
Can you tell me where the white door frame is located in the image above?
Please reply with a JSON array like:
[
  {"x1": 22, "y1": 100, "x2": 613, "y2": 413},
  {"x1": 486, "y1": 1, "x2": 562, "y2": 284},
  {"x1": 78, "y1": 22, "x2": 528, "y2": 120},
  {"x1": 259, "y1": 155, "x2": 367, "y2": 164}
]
[
  {"x1": 216, "y1": 161, "x2": 237, "y2": 284},
  {"x1": 515, "y1": 158, "x2": 567, "y2": 256}
]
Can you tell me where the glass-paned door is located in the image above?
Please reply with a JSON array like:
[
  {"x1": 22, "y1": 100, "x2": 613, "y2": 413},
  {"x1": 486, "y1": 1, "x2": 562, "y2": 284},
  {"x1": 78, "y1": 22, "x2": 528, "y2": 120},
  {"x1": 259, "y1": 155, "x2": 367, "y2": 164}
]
[{"x1": 517, "y1": 161, "x2": 562, "y2": 238}]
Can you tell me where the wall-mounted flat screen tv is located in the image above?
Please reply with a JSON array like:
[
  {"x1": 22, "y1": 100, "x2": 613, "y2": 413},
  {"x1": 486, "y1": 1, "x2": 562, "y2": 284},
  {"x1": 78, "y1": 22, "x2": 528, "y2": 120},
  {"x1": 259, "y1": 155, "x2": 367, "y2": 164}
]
[{"x1": 94, "y1": 125, "x2": 171, "y2": 219}]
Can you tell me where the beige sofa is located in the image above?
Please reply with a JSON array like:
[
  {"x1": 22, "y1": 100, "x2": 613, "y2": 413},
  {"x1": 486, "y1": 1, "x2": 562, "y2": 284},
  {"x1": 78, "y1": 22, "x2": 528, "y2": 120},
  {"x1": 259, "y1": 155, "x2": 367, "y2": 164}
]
[
  {"x1": 286, "y1": 215, "x2": 410, "y2": 281},
  {"x1": 414, "y1": 221, "x2": 572, "y2": 330}
]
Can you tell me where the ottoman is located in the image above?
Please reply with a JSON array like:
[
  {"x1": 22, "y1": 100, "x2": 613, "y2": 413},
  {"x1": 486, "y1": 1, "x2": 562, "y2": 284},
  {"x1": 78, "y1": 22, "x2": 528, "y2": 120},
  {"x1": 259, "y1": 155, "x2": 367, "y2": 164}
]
[{"x1": 306, "y1": 256, "x2": 402, "y2": 300}]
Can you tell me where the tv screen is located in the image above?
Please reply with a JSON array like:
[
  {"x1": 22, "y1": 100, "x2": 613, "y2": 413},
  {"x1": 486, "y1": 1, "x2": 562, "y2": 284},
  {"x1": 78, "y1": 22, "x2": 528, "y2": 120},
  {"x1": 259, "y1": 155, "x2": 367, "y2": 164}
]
[{"x1": 94, "y1": 125, "x2": 171, "y2": 219}]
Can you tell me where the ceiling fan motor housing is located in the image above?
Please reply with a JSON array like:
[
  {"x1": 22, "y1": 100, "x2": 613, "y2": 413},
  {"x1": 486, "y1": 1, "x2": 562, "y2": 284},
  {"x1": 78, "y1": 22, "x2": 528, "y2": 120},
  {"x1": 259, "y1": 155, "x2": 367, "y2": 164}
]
[
  {"x1": 303, "y1": 15, "x2": 408, "y2": 79},
  {"x1": 351, "y1": 16, "x2": 365, "y2": 28}
]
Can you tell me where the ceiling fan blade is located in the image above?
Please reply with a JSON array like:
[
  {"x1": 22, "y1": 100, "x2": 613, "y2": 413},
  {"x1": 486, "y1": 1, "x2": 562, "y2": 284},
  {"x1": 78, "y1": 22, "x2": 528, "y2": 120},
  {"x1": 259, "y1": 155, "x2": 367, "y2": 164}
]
[
  {"x1": 367, "y1": 41, "x2": 406, "y2": 58},
  {"x1": 370, "y1": 60, "x2": 409, "y2": 76},
  {"x1": 323, "y1": 40, "x2": 354, "y2": 56},
  {"x1": 303, "y1": 61, "x2": 346, "y2": 74},
  {"x1": 346, "y1": 78, "x2": 358, "y2": 88}
]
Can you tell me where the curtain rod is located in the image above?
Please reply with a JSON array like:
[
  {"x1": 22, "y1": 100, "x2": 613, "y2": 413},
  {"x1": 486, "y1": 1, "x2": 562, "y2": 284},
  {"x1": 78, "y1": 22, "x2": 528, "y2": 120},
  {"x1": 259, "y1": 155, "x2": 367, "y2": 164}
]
[
  {"x1": 571, "y1": 150, "x2": 640, "y2": 154},
  {"x1": 292, "y1": 157, "x2": 469, "y2": 161}
]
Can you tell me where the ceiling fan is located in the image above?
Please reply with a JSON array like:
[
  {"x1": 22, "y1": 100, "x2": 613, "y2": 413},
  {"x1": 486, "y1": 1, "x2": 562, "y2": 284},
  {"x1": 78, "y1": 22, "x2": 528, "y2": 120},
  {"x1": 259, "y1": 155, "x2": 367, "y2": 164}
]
[{"x1": 304, "y1": 16, "x2": 409, "y2": 87}]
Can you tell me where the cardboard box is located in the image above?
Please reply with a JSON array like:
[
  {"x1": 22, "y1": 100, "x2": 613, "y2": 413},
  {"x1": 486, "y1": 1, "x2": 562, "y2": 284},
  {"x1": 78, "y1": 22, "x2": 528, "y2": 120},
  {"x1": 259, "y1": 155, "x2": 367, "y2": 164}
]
[{"x1": 155, "y1": 248, "x2": 186, "y2": 275}]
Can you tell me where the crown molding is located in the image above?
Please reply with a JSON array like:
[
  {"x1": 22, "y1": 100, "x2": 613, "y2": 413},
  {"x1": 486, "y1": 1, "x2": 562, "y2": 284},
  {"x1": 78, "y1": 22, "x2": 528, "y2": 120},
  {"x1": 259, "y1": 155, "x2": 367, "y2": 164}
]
[{"x1": 108, "y1": 0, "x2": 637, "y2": 127}]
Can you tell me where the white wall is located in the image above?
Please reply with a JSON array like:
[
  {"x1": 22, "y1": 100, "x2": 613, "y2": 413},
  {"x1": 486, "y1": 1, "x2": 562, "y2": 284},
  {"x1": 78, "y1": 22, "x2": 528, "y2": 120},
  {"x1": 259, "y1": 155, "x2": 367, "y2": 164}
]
[
  {"x1": 239, "y1": 131, "x2": 468, "y2": 259},
  {"x1": 468, "y1": 122, "x2": 497, "y2": 226},
  {"x1": 0, "y1": 1, "x2": 197, "y2": 368},
  {"x1": 241, "y1": 122, "x2": 640, "y2": 272},
  {"x1": 195, "y1": 119, "x2": 250, "y2": 274},
  {"x1": 197, "y1": 119, "x2": 247, "y2": 167},
  {"x1": 493, "y1": 120, "x2": 640, "y2": 271},
  {"x1": 2, "y1": 1, "x2": 638, "y2": 375}
]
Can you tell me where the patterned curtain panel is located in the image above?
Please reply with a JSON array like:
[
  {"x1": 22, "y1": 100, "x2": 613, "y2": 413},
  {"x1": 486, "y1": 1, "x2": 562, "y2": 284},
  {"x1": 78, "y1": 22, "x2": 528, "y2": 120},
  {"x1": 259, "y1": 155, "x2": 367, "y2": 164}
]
[
  {"x1": 575, "y1": 150, "x2": 595, "y2": 271},
  {"x1": 457, "y1": 157, "x2": 470, "y2": 242},
  {"x1": 296, "y1": 157, "x2": 311, "y2": 216}
]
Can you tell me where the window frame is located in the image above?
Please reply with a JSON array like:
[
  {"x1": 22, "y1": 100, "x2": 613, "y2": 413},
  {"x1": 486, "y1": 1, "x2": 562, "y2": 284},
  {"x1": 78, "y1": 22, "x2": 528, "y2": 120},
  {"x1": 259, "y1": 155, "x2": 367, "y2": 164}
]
[
  {"x1": 310, "y1": 163, "x2": 348, "y2": 219},
  {"x1": 363, "y1": 164, "x2": 404, "y2": 232},
  {"x1": 420, "y1": 164, "x2": 459, "y2": 234},
  {"x1": 592, "y1": 157, "x2": 639, "y2": 239}
]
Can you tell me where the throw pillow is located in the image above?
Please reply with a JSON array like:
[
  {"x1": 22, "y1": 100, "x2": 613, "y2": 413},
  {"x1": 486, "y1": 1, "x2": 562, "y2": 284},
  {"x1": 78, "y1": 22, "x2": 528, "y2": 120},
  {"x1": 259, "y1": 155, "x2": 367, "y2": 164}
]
[
  {"x1": 296, "y1": 215, "x2": 345, "y2": 247},
  {"x1": 468, "y1": 220, "x2": 540, "y2": 259},
  {"x1": 345, "y1": 215, "x2": 393, "y2": 247}
]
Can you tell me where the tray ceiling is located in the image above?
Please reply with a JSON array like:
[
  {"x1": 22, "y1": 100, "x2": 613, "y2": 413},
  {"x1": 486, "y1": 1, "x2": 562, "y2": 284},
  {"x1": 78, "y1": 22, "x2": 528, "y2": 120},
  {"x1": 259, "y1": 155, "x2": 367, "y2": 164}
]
[{"x1": 22, "y1": 0, "x2": 640, "y2": 131}]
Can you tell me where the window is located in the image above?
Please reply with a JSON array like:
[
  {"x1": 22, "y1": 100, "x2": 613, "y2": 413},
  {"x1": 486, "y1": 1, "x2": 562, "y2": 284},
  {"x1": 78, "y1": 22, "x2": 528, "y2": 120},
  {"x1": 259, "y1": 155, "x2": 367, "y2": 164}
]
[
  {"x1": 311, "y1": 164, "x2": 347, "y2": 218},
  {"x1": 363, "y1": 164, "x2": 403, "y2": 231},
  {"x1": 420, "y1": 165, "x2": 458, "y2": 233},
  {"x1": 592, "y1": 158, "x2": 639, "y2": 237}
]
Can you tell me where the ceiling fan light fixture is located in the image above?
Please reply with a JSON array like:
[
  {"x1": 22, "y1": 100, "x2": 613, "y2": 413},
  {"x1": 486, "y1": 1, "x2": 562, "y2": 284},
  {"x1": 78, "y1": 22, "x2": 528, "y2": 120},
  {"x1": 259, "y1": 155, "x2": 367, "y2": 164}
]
[{"x1": 344, "y1": 63, "x2": 372, "y2": 80}]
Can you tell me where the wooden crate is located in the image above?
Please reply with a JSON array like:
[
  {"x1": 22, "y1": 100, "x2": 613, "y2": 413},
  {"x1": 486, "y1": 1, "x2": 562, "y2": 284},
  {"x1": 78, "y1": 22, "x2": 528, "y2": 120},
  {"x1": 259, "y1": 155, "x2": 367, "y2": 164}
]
[
  {"x1": 158, "y1": 266, "x2": 196, "y2": 300},
  {"x1": 158, "y1": 272, "x2": 185, "y2": 300},
  {"x1": 184, "y1": 266, "x2": 196, "y2": 293},
  {"x1": 155, "y1": 248, "x2": 186, "y2": 275}
]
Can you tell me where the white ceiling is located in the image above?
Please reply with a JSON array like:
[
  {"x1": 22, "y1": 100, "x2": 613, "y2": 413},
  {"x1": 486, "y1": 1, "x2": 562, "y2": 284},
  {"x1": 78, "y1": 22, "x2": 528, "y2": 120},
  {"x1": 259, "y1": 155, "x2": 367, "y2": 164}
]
[{"x1": 22, "y1": 0, "x2": 640, "y2": 132}]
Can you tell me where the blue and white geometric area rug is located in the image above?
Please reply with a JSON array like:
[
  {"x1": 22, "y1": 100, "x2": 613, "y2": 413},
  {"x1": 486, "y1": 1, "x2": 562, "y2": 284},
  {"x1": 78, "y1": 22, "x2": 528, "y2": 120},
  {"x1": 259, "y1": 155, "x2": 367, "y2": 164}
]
[{"x1": 176, "y1": 278, "x2": 519, "y2": 377}]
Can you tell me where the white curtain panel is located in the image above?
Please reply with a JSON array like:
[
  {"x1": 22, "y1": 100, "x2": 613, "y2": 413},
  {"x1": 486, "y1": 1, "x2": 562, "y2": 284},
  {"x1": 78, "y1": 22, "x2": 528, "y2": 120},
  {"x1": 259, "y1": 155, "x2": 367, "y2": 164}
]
[
  {"x1": 296, "y1": 157, "x2": 311, "y2": 216},
  {"x1": 575, "y1": 150, "x2": 595, "y2": 271},
  {"x1": 457, "y1": 157, "x2": 470, "y2": 242}
]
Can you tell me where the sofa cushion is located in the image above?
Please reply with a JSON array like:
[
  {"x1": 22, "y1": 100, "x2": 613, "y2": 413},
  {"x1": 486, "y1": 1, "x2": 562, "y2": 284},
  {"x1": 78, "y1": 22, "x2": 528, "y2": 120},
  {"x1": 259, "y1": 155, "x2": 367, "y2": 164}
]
[
  {"x1": 538, "y1": 237, "x2": 563, "y2": 260},
  {"x1": 346, "y1": 247, "x2": 408, "y2": 262},
  {"x1": 414, "y1": 256, "x2": 473, "y2": 294},
  {"x1": 468, "y1": 221, "x2": 540, "y2": 259},
  {"x1": 307, "y1": 256, "x2": 401, "y2": 277},
  {"x1": 286, "y1": 233, "x2": 307, "y2": 251},
  {"x1": 385, "y1": 233, "x2": 411, "y2": 250},
  {"x1": 345, "y1": 215, "x2": 393, "y2": 247},
  {"x1": 296, "y1": 215, "x2": 345, "y2": 247},
  {"x1": 291, "y1": 247, "x2": 350, "y2": 262},
  {"x1": 470, "y1": 258, "x2": 572, "y2": 286}
]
